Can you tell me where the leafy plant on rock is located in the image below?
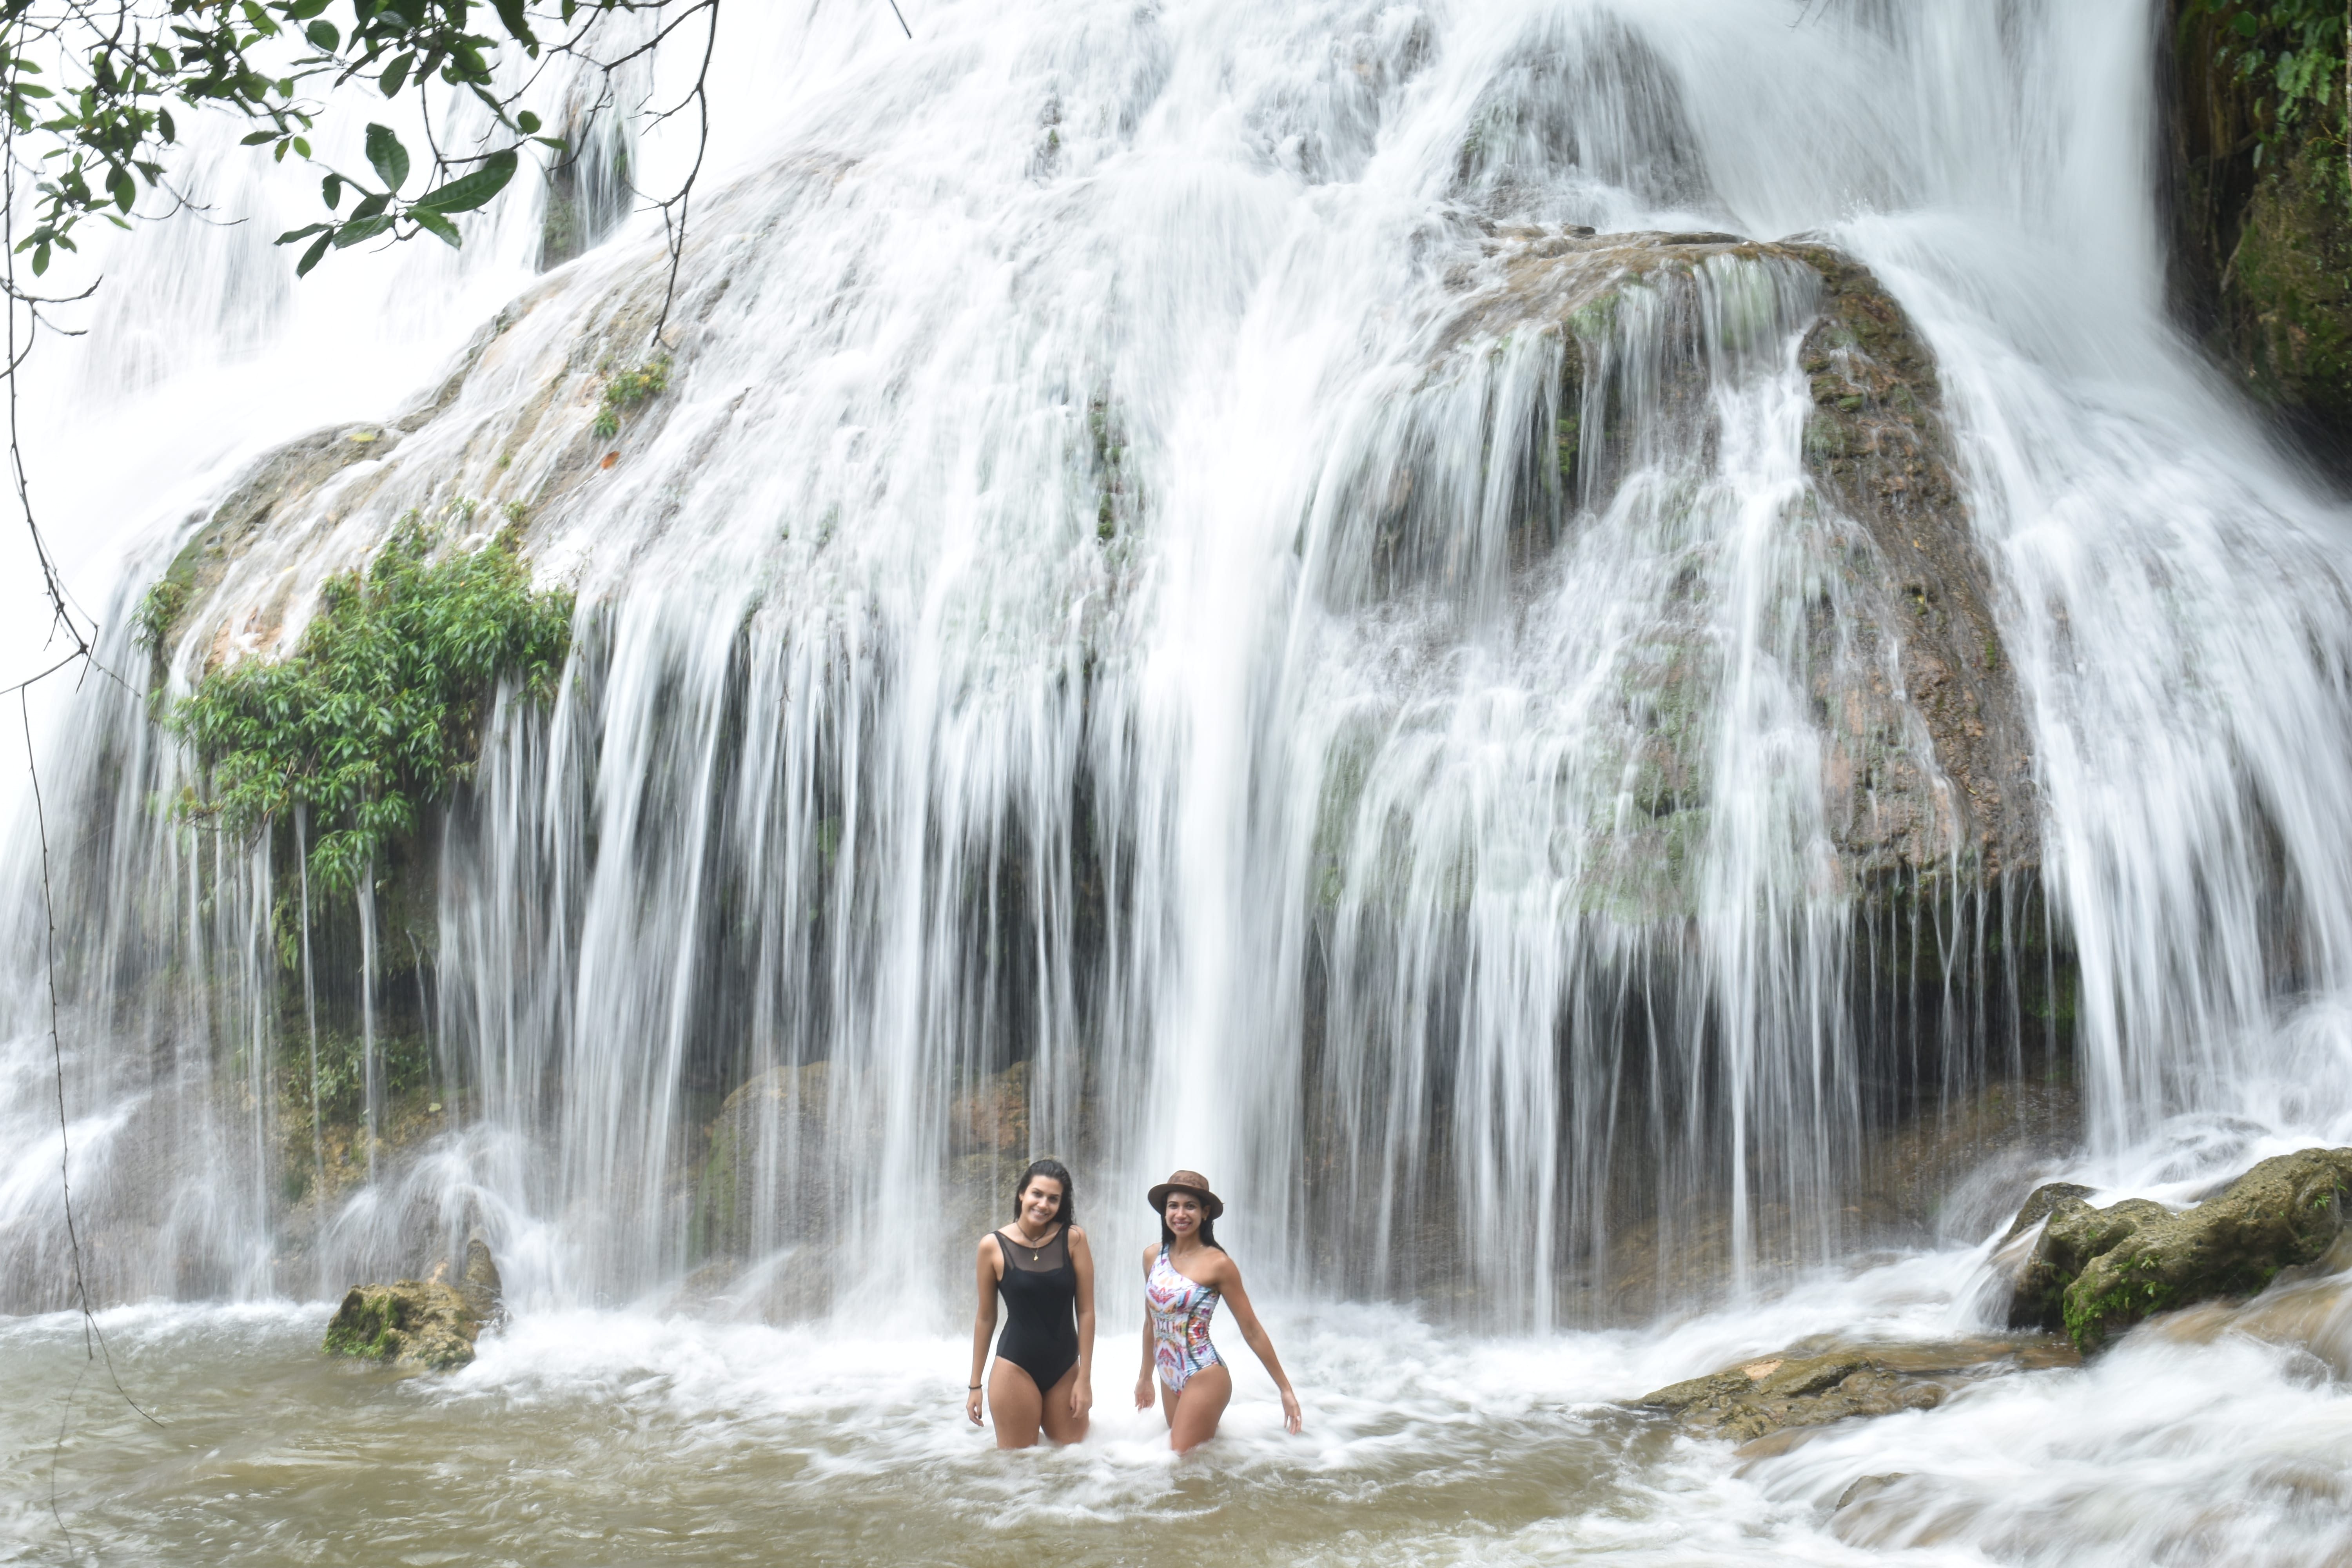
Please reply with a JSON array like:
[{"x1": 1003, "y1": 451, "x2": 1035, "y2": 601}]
[
  {"x1": 167, "y1": 509, "x2": 573, "y2": 892},
  {"x1": 592, "y1": 353, "x2": 668, "y2": 437}
]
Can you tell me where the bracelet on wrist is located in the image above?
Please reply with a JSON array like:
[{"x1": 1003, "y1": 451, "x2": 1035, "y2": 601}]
[{"x1": 967, "y1": 1383, "x2": 981, "y2": 1389}]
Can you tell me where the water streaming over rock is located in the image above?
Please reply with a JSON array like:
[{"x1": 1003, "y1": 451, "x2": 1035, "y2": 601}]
[{"x1": 4, "y1": 5, "x2": 2352, "y2": 1555}]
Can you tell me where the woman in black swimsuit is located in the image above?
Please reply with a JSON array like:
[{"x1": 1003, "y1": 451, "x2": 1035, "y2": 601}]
[{"x1": 965, "y1": 1157, "x2": 1096, "y2": 1447}]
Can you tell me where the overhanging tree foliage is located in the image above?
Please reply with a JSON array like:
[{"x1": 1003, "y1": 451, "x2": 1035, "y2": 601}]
[{"x1": 2, "y1": 0, "x2": 720, "y2": 668}]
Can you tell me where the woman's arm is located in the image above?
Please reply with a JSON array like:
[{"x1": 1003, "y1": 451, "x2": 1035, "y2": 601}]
[
  {"x1": 1210, "y1": 1257, "x2": 1303, "y2": 1434},
  {"x1": 1068, "y1": 1227, "x2": 1097, "y2": 1419},
  {"x1": 1134, "y1": 1244, "x2": 1158, "y2": 1410},
  {"x1": 967, "y1": 1235, "x2": 1000, "y2": 1427}
]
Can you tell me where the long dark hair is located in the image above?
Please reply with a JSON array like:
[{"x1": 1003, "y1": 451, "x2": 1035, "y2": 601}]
[
  {"x1": 1159, "y1": 1195, "x2": 1223, "y2": 1254},
  {"x1": 1011, "y1": 1158, "x2": 1075, "y2": 1226}
]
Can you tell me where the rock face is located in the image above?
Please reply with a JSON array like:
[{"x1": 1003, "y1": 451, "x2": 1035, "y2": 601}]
[
  {"x1": 2007, "y1": 1148, "x2": 2352, "y2": 1350},
  {"x1": 322, "y1": 1279, "x2": 485, "y2": 1371},
  {"x1": 1636, "y1": 1336, "x2": 2079, "y2": 1444},
  {"x1": 323, "y1": 1236, "x2": 504, "y2": 1370},
  {"x1": 1445, "y1": 227, "x2": 2034, "y2": 893}
]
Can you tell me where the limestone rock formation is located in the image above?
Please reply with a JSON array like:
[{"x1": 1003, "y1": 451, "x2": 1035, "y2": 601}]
[
  {"x1": 2006, "y1": 1149, "x2": 2352, "y2": 1350},
  {"x1": 1443, "y1": 226, "x2": 2035, "y2": 894},
  {"x1": 1635, "y1": 1335, "x2": 2078, "y2": 1443},
  {"x1": 322, "y1": 1278, "x2": 485, "y2": 1371}
]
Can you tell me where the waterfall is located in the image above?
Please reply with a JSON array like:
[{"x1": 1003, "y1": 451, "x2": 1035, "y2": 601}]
[{"x1": 4, "y1": 0, "x2": 2350, "y2": 1341}]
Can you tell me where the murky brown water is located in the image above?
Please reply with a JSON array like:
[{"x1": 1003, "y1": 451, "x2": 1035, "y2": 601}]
[{"x1": 7, "y1": 1256, "x2": 2352, "y2": 1567}]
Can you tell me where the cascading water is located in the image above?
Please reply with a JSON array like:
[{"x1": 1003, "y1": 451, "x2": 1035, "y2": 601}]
[{"x1": 5, "y1": 2, "x2": 2352, "y2": 1563}]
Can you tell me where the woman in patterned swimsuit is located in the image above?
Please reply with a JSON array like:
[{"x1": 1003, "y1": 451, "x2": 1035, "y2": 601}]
[{"x1": 1132, "y1": 1169, "x2": 1302, "y2": 1452}]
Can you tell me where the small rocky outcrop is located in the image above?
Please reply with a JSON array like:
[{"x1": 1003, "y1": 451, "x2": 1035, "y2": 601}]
[
  {"x1": 323, "y1": 1236, "x2": 504, "y2": 1370},
  {"x1": 459, "y1": 1230, "x2": 505, "y2": 1324},
  {"x1": 1636, "y1": 1335, "x2": 2078, "y2": 1444},
  {"x1": 2005, "y1": 1148, "x2": 2352, "y2": 1351}
]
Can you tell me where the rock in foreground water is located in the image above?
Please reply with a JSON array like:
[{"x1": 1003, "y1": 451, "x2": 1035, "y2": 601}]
[
  {"x1": 2036, "y1": 1148, "x2": 2352, "y2": 1352},
  {"x1": 1636, "y1": 1336, "x2": 2078, "y2": 1443},
  {"x1": 323, "y1": 1278, "x2": 484, "y2": 1371}
]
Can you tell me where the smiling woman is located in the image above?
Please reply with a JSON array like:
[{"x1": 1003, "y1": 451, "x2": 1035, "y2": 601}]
[
  {"x1": 1136, "y1": 1171, "x2": 1303, "y2": 1453},
  {"x1": 968, "y1": 1157, "x2": 1096, "y2": 1449}
]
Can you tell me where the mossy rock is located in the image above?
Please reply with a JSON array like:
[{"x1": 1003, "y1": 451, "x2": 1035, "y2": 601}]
[
  {"x1": 2007, "y1": 1190, "x2": 2169, "y2": 1332},
  {"x1": 2059, "y1": 1148, "x2": 2352, "y2": 1352},
  {"x1": 323, "y1": 1279, "x2": 482, "y2": 1371}
]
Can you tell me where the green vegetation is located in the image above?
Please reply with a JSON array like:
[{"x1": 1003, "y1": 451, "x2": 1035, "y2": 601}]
[
  {"x1": 2182, "y1": 1, "x2": 2346, "y2": 163},
  {"x1": 133, "y1": 575, "x2": 190, "y2": 661},
  {"x1": 593, "y1": 356, "x2": 671, "y2": 439},
  {"x1": 322, "y1": 1289, "x2": 402, "y2": 1358},
  {"x1": 282, "y1": 1025, "x2": 432, "y2": 1123},
  {"x1": 166, "y1": 510, "x2": 572, "y2": 892},
  {"x1": 0, "y1": 2, "x2": 710, "y2": 279}
]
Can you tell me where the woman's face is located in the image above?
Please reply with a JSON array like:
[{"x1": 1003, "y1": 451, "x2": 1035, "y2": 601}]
[
  {"x1": 1019, "y1": 1176, "x2": 1064, "y2": 1229},
  {"x1": 1164, "y1": 1191, "x2": 1202, "y2": 1237}
]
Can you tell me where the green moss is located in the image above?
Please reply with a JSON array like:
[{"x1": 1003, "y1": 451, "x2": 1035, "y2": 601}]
[
  {"x1": 165, "y1": 511, "x2": 572, "y2": 893},
  {"x1": 323, "y1": 1290, "x2": 401, "y2": 1359},
  {"x1": 2063, "y1": 1276, "x2": 2179, "y2": 1352}
]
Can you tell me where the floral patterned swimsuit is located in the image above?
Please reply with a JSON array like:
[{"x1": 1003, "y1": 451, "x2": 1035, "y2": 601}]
[{"x1": 1146, "y1": 1245, "x2": 1223, "y2": 1390}]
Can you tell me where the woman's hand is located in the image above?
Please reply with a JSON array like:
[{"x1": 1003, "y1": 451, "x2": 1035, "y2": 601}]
[
  {"x1": 965, "y1": 1384, "x2": 984, "y2": 1428},
  {"x1": 1278, "y1": 1385, "x2": 1302, "y2": 1434},
  {"x1": 1134, "y1": 1369, "x2": 1156, "y2": 1412},
  {"x1": 1070, "y1": 1377, "x2": 1094, "y2": 1421}
]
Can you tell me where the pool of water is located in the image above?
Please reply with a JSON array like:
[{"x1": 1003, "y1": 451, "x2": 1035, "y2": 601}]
[{"x1": 8, "y1": 1248, "x2": 2350, "y2": 1566}]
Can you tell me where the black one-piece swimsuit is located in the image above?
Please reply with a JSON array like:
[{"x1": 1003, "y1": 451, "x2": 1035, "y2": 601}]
[{"x1": 992, "y1": 1225, "x2": 1079, "y2": 1392}]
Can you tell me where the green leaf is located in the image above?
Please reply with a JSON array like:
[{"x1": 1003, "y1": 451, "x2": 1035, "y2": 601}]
[
  {"x1": 380, "y1": 52, "x2": 414, "y2": 97},
  {"x1": 292, "y1": 136, "x2": 312, "y2": 158},
  {"x1": 276, "y1": 222, "x2": 331, "y2": 243},
  {"x1": 492, "y1": 0, "x2": 538, "y2": 48},
  {"x1": 333, "y1": 214, "x2": 394, "y2": 248},
  {"x1": 515, "y1": 110, "x2": 541, "y2": 134},
  {"x1": 296, "y1": 229, "x2": 333, "y2": 276},
  {"x1": 412, "y1": 208, "x2": 463, "y2": 247},
  {"x1": 240, "y1": 129, "x2": 278, "y2": 145},
  {"x1": 322, "y1": 172, "x2": 344, "y2": 208},
  {"x1": 349, "y1": 191, "x2": 389, "y2": 222},
  {"x1": 410, "y1": 148, "x2": 516, "y2": 214},
  {"x1": 306, "y1": 19, "x2": 341, "y2": 52},
  {"x1": 365, "y1": 122, "x2": 409, "y2": 191}
]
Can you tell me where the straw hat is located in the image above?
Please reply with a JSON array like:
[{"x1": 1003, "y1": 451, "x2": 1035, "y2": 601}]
[{"x1": 1147, "y1": 1169, "x2": 1224, "y2": 1218}]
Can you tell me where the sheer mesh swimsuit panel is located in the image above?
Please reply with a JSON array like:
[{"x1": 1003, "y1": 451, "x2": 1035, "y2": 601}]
[
  {"x1": 1146, "y1": 1245, "x2": 1222, "y2": 1390},
  {"x1": 992, "y1": 1225, "x2": 1080, "y2": 1392}
]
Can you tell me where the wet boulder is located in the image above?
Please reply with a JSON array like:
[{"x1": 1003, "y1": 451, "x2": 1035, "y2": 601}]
[
  {"x1": 459, "y1": 1230, "x2": 505, "y2": 1324},
  {"x1": 2055, "y1": 1148, "x2": 2352, "y2": 1352},
  {"x1": 323, "y1": 1236, "x2": 506, "y2": 1371},
  {"x1": 323, "y1": 1279, "x2": 484, "y2": 1370},
  {"x1": 2006, "y1": 1187, "x2": 2170, "y2": 1332},
  {"x1": 1426, "y1": 227, "x2": 2034, "y2": 908},
  {"x1": 1635, "y1": 1336, "x2": 2076, "y2": 1444}
]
